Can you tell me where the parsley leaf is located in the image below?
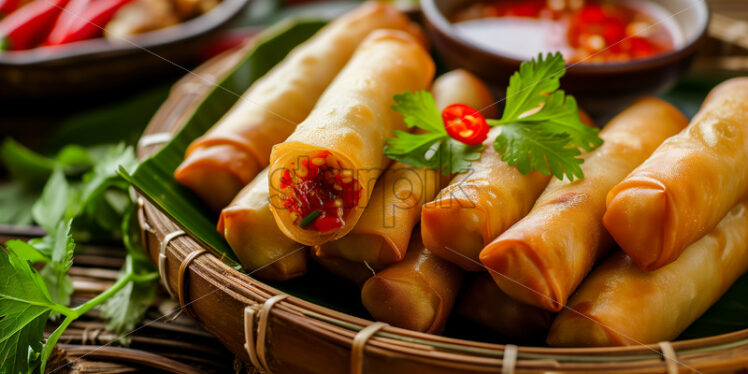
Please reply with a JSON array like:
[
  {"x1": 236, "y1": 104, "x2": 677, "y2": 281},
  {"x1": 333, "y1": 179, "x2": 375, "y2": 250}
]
[
  {"x1": 494, "y1": 123, "x2": 584, "y2": 181},
  {"x1": 31, "y1": 168, "x2": 70, "y2": 233},
  {"x1": 40, "y1": 220, "x2": 75, "y2": 307},
  {"x1": 385, "y1": 92, "x2": 484, "y2": 174},
  {"x1": 0, "y1": 184, "x2": 35, "y2": 226},
  {"x1": 517, "y1": 91, "x2": 602, "y2": 151},
  {"x1": 0, "y1": 245, "x2": 61, "y2": 374},
  {"x1": 502, "y1": 52, "x2": 565, "y2": 122},
  {"x1": 391, "y1": 90, "x2": 444, "y2": 133},
  {"x1": 100, "y1": 206, "x2": 157, "y2": 339}
]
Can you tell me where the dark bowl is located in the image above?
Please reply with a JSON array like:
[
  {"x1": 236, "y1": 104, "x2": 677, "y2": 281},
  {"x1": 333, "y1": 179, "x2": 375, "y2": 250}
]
[
  {"x1": 0, "y1": 0, "x2": 250, "y2": 98},
  {"x1": 422, "y1": 0, "x2": 710, "y2": 117}
]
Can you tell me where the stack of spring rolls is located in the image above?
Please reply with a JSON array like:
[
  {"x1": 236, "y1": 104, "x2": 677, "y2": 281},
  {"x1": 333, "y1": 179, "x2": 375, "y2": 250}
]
[{"x1": 174, "y1": 1, "x2": 748, "y2": 343}]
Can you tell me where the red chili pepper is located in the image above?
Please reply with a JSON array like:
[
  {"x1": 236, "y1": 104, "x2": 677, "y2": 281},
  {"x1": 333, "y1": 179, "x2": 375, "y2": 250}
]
[
  {"x1": 0, "y1": 0, "x2": 21, "y2": 17},
  {"x1": 442, "y1": 104, "x2": 489, "y2": 146},
  {"x1": 0, "y1": 0, "x2": 70, "y2": 50},
  {"x1": 50, "y1": 0, "x2": 134, "y2": 45},
  {"x1": 43, "y1": 0, "x2": 92, "y2": 45},
  {"x1": 313, "y1": 216, "x2": 342, "y2": 233}
]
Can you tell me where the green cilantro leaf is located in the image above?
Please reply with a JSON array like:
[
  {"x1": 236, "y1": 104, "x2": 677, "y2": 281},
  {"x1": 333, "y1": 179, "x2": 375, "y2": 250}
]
[
  {"x1": 391, "y1": 90, "x2": 444, "y2": 133},
  {"x1": 100, "y1": 205, "x2": 157, "y2": 340},
  {"x1": 437, "y1": 139, "x2": 484, "y2": 174},
  {"x1": 40, "y1": 220, "x2": 75, "y2": 307},
  {"x1": 0, "y1": 183, "x2": 35, "y2": 226},
  {"x1": 502, "y1": 52, "x2": 565, "y2": 122},
  {"x1": 31, "y1": 168, "x2": 70, "y2": 232},
  {"x1": 518, "y1": 91, "x2": 602, "y2": 151},
  {"x1": 0, "y1": 245, "x2": 60, "y2": 374},
  {"x1": 495, "y1": 123, "x2": 584, "y2": 181},
  {"x1": 5, "y1": 240, "x2": 50, "y2": 264}
]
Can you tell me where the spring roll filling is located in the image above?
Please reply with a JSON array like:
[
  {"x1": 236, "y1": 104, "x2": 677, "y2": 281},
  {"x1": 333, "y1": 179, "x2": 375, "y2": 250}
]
[{"x1": 279, "y1": 150, "x2": 362, "y2": 232}]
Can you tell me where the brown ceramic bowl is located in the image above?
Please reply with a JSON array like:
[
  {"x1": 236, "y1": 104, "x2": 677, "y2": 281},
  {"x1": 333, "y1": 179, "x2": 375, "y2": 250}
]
[
  {"x1": 422, "y1": 0, "x2": 710, "y2": 117},
  {"x1": 0, "y1": 0, "x2": 249, "y2": 98}
]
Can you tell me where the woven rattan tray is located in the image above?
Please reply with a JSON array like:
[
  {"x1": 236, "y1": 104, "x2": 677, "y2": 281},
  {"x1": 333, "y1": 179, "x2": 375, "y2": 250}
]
[{"x1": 135, "y1": 41, "x2": 748, "y2": 374}]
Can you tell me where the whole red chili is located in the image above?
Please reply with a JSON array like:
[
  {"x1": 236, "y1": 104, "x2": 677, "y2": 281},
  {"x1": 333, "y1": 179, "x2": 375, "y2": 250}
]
[
  {"x1": 442, "y1": 104, "x2": 489, "y2": 146},
  {"x1": 0, "y1": 0, "x2": 70, "y2": 50},
  {"x1": 49, "y1": 0, "x2": 134, "y2": 45}
]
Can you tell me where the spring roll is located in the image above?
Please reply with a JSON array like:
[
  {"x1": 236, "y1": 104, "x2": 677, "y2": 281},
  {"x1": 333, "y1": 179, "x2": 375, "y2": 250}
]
[
  {"x1": 480, "y1": 98, "x2": 688, "y2": 311},
  {"x1": 361, "y1": 233, "x2": 463, "y2": 333},
  {"x1": 268, "y1": 30, "x2": 434, "y2": 246},
  {"x1": 312, "y1": 254, "x2": 374, "y2": 287},
  {"x1": 604, "y1": 78, "x2": 748, "y2": 271},
  {"x1": 548, "y1": 200, "x2": 748, "y2": 346},
  {"x1": 218, "y1": 169, "x2": 307, "y2": 280},
  {"x1": 174, "y1": 2, "x2": 415, "y2": 211},
  {"x1": 457, "y1": 274, "x2": 552, "y2": 340},
  {"x1": 422, "y1": 105, "x2": 595, "y2": 272},
  {"x1": 315, "y1": 70, "x2": 496, "y2": 268}
]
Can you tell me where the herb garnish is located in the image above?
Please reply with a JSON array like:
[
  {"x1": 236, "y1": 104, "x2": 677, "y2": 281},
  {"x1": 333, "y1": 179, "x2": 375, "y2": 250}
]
[{"x1": 385, "y1": 53, "x2": 603, "y2": 181}]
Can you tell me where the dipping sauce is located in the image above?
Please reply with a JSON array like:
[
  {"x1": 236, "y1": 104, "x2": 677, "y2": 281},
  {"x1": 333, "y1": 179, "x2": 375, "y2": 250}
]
[{"x1": 451, "y1": 0, "x2": 682, "y2": 63}]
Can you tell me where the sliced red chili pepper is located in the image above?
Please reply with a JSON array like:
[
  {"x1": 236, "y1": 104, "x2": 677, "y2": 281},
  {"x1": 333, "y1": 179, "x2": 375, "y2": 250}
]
[
  {"x1": 50, "y1": 0, "x2": 134, "y2": 45},
  {"x1": 43, "y1": 0, "x2": 92, "y2": 45},
  {"x1": 442, "y1": 104, "x2": 489, "y2": 146},
  {"x1": 0, "y1": 0, "x2": 70, "y2": 50}
]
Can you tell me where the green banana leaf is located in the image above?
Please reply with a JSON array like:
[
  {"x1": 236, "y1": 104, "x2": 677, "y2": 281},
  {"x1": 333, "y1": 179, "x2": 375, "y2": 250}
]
[
  {"x1": 122, "y1": 18, "x2": 747, "y2": 342},
  {"x1": 121, "y1": 19, "x2": 328, "y2": 270}
]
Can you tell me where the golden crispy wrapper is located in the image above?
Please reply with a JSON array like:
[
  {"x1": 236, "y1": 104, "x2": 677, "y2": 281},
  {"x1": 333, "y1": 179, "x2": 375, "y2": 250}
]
[
  {"x1": 549, "y1": 200, "x2": 748, "y2": 346},
  {"x1": 315, "y1": 70, "x2": 495, "y2": 268},
  {"x1": 174, "y1": 2, "x2": 415, "y2": 211},
  {"x1": 457, "y1": 274, "x2": 552, "y2": 341},
  {"x1": 421, "y1": 125, "x2": 550, "y2": 271},
  {"x1": 481, "y1": 98, "x2": 688, "y2": 311},
  {"x1": 268, "y1": 30, "x2": 434, "y2": 246},
  {"x1": 604, "y1": 78, "x2": 748, "y2": 271},
  {"x1": 218, "y1": 169, "x2": 307, "y2": 280},
  {"x1": 361, "y1": 233, "x2": 463, "y2": 334}
]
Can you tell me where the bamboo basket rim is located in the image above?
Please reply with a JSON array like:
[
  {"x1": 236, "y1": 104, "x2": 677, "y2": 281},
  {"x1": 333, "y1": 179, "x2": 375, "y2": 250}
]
[{"x1": 133, "y1": 37, "x2": 748, "y2": 374}]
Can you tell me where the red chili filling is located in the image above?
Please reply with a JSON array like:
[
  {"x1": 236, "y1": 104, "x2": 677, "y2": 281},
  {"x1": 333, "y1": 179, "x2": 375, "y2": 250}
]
[{"x1": 280, "y1": 151, "x2": 362, "y2": 233}]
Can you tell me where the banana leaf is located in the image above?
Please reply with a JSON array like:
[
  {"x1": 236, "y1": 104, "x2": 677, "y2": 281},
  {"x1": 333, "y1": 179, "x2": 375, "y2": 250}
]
[{"x1": 121, "y1": 19, "x2": 327, "y2": 270}]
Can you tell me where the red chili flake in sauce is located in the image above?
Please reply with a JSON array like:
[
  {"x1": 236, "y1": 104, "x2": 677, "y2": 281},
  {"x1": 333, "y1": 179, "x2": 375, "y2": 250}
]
[
  {"x1": 451, "y1": 0, "x2": 674, "y2": 63},
  {"x1": 280, "y1": 151, "x2": 362, "y2": 233}
]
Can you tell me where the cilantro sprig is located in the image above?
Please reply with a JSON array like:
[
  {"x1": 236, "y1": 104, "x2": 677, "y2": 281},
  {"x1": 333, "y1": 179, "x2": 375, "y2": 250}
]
[
  {"x1": 385, "y1": 52, "x2": 603, "y2": 181},
  {"x1": 0, "y1": 142, "x2": 159, "y2": 373}
]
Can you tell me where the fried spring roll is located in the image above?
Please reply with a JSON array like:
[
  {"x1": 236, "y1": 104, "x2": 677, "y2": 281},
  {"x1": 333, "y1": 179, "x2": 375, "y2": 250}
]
[
  {"x1": 548, "y1": 200, "x2": 748, "y2": 346},
  {"x1": 174, "y1": 2, "x2": 415, "y2": 211},
  {"x1": 480, "y1": 98, "x2": 688, "y2": 311},
  {"x1": 268, "y1": 30, "x2": 434, "y2": 246},
  {"x1": 315, "y1": 70, "x2": 495, "y2": 268},
  {"x1": 361, "y1": 233, "x2": 463, "y2": 333},
  {"x1": 312, "y1": 254, "x2": 374, "y2": 287},
  {"x1": 604, "y1": 78, "x2": 748, "y2": 271},
  {"x1": 218, "y1": 169, "x2": 307, "y2": 280},
  {"x1": 457, "y1": 274, "x2": 552, "y2": 340},
  {"x1": 421, "y1": 135, "x2": 548, "y2": 271},
  {"x1": 422, "y1": 105, "x2": 595, "y2": 272}
]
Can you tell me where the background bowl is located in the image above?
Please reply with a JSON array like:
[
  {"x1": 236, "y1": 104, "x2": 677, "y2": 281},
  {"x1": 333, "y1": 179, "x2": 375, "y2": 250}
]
[
  {"x1": 0, "y1": 0, "x2": 250, "y2": 99},
  {"x1": 422, "y1": 0, "x2": 710, "y2": 117}
]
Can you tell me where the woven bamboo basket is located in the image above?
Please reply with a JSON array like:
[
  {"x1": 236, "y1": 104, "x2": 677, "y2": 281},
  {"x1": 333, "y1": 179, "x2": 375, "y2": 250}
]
[{"x1": 135, "y1": 38, "x2": 748, "y2": 374}]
